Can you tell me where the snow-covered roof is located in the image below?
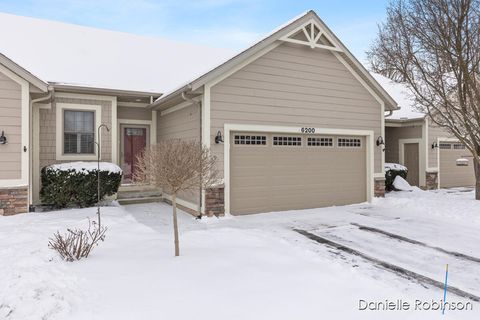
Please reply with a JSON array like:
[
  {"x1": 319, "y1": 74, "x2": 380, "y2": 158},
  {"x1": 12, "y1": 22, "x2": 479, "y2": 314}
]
[
  {"x1": 370, "y1": 73, "x2": 425, "y2": 121},
  {"x1": 0, "y1": 12, "x2": 233, "y2": 93}
]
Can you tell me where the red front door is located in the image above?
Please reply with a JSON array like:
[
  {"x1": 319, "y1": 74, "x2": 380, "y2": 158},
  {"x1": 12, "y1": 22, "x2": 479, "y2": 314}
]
[{"x1": 123, "y1": 127, "x2": 147, "y2": 182}]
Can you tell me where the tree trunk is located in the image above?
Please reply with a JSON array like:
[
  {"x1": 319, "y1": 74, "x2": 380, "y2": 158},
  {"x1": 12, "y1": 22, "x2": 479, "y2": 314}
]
[
  {"x1": 474, "y1": 158, "x2": 480, "y2": 200},
  {"x1": 172, "y1": 193, "x2": 180, "y2": 256}
]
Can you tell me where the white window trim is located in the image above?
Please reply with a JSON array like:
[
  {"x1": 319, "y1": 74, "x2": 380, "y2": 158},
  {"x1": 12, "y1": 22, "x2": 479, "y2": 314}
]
[
  {"x1": 0, "y1": 64, "x2": 29, "y2": 188},
  {"x1": 56, "y1": 103, "x2": 102, "y2": 161},
  {"x1": 224, "y1": 124, "x2": 375, "y2": 215}
]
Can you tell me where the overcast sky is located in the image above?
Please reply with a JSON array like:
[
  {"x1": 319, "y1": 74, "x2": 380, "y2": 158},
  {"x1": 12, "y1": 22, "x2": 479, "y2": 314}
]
[{"x1": 0, "y1": 0, "x2": 390, "y2": 62}]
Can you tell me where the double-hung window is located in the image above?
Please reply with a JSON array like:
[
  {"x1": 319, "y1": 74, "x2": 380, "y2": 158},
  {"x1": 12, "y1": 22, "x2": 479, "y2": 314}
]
[{"x1": 63, "y1": 110, "x2": 95, "y2": 154}]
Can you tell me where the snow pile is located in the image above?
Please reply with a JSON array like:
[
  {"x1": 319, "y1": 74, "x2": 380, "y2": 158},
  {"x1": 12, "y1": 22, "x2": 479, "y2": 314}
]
[
  {"x1": 384, "y1": 162, "x2": 407, "y2": 172},
  {"x1": 47, "y1": 161, "x2": 122, "y2": 174},
  {"x1": 371, "y1": 73, "x2": 425, "y2": 120},
  {"x1": 392, "y1": 175, "x2": 413, "y2": 191}
]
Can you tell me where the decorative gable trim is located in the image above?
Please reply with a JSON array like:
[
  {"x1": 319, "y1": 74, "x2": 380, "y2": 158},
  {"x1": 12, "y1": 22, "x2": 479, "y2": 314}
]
[{"x1": 280, "y1": 19, "x2": 342, "y2": 52}]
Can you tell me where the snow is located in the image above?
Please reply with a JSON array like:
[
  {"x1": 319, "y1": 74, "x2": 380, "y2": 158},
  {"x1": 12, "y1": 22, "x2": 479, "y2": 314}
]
[
  {"x1": 46, "y1": 162, "x2": 122, "y2": 174},
  {"x1": 0, "y1": 12, "x2": 233, "y2": 93},
  {"x1": 385, "y1": 162, "x2": 407, "y2": 172},
  {"x1": 392, "y1": 176, "x2": 414, "y2": 191},
  {"x1": 1, "y1": 190, "x2": 479, "y2": 319},
  {"x1": 371, "y1": 73, "x2": 425, "y2": 120}
]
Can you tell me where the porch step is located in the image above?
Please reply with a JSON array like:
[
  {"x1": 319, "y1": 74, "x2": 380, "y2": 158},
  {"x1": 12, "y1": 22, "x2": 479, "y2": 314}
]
[
  {"x1": 118, "y1": 196, "x2": 163, "y2": 205},
  {"x1": 117, "y1": 184, "x2": 161, "y2": 199}
]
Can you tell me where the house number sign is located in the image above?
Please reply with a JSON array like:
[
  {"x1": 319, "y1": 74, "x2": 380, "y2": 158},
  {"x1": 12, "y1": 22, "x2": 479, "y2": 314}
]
[{"x1": 301, "y1": 127, "x2": 315, "y2": 134}]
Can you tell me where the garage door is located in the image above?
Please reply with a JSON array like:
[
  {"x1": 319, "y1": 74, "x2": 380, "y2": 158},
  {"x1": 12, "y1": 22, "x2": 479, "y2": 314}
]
[
  {"x1": 230, "y1": 132, "x2": 367, "y2": 215},
  {"x1": 439, "y1": 142, "x2": 475, "y2": 188}
]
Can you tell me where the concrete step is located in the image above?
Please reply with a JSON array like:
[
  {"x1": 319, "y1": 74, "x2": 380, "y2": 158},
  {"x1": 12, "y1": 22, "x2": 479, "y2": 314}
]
[
  {"x1": 117, "y1": 196, "x2": 163, "y2": 205},
  {"x1": 117, "y1": 189, "x2": 162, "y2": 199}
]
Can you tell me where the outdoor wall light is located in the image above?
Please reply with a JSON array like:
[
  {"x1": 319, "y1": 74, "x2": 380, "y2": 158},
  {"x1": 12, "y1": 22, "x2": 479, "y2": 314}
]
[
  {"x1": 431, "y1": 142, "x2": 438, "y2": 149},
  {"x1": 215, "y1": 130, "x2": 224, "y2": 144},
  {"x1": 0, "y1": 131, "x2": 6, "y2": 145},
  {"x1": 376, "y1": 136, "x2": 385, "y2": 147}
]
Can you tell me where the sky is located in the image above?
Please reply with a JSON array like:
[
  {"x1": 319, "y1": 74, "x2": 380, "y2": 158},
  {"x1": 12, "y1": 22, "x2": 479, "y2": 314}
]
[{"x1": 0, "y1": 0, "x2": 390, "y2": 62}]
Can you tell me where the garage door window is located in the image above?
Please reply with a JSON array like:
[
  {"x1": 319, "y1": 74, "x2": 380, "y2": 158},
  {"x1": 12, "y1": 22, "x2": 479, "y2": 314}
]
[
  {"x1": 440, "y1": 143, "x2": 452, "y2": 150},
  {"x1": 273, "y1": 136, "x2": 302, "y2": 146},
  {"x1": 453, "y1": 143, "x2": 466, "y2": 150},
  {"x1": 337, "y1": 138, "x2": 361, "y2": 147},
  {"x1": 307, "y1": 137, "x2": 333, "y2": 147},
  {"x1": 234, "y1": 135, "x2": 266, "y2": 145}
]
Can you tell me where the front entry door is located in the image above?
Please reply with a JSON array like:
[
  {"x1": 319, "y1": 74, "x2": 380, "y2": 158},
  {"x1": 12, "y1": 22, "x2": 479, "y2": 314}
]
[
  {"x1": 122, "y1": 126, "x2": 147, "y2": 182},
  {"x1": 404, "y1": 143, "x2": 420, "y2": 186}
]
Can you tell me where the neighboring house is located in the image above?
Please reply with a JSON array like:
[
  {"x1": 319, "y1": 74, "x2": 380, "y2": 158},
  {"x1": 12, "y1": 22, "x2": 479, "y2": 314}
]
[
  {"x1": 373, "y1": 73, "x2": 476, "y2": 190},
  {"x1": 0, "y1": 10, "x2": 397, "y2": 216}
]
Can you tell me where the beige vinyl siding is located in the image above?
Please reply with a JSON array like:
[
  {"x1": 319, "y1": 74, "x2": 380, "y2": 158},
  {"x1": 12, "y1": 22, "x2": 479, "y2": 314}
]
[
  {"x1": 439, "y1": 145, "x2": 475, "y2": 188},
  {"x1": 118, "y1": 106, "x2": 152, "y2": 121},
  {"x1": 210, "y1": 42, "x2": 382, "y2": 177},
  {"x1": 428, "y1": 124, "x2": 452, "y2": 169},
  {"x1": 0, "y1": 70, "x2": 22, "y2": 180},
  {"x1": 157, "y1": 103, "x2": 200, "y2": 205},
  {"x1": 36, "y1": 96, "x2": 113, "y2": 204},
  {"x1": 385, "y1": 125, "x2": 423, "y2": 163}
]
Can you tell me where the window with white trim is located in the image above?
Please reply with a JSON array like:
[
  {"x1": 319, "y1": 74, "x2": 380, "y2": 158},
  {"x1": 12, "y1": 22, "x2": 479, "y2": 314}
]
[
  {"x1": 273, "y1": 136, "x2": 302, "y2": 146},
  {"x1": 453, "y1": 143, "x2": 466, "y2": 150},
  {"x1": 337, "y1": 138, "x2": 361, "y2": 147},
  {"x1": 307, "y1": 137, "x2": 333, "y2": 147},
  {"x1": 439, "y1": 143, "x2": 452, "y2": 150},
  {"x1": 234, "y1": 135, "x2": 266, "y2": 145},
  {"x1": 64, "y1": 110, "x2": 95, "y2": 154}
]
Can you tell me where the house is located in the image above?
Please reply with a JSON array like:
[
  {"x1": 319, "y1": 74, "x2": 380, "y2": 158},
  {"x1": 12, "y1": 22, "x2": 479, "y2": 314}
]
[
  {"x1": 0, "y1": 10, "x2": 397, "y2": 216},
  {"x1": 373, "y1": 73, "x2": 476, "y2": 189}
]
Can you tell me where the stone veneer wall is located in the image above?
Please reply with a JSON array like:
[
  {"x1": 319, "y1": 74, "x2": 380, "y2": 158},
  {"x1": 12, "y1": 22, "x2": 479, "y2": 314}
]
[
  {"x1": 374, "y1": 178, "x2": 386, "y2": 197},
  {"x1": 425, "y1": 172, "x2": 438, "y2": 190},
  {"x1": 0, "y1": 187, "x2": 28, "y2": 215},
  {"x1": 204, "y1": 185, "x2": 225, "y2": 217}
]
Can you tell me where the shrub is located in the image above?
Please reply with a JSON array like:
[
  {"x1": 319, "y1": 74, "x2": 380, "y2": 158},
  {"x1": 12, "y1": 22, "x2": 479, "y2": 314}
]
[
  {"x1": 385, "y1": 163, "x2": 408, "y2": 191},
  {"x1": 40, "y1": 162, "x2": 122, "y2": 208},
  {"x1": 48, "y1": 219, "x2": 107, "y2": 262}
]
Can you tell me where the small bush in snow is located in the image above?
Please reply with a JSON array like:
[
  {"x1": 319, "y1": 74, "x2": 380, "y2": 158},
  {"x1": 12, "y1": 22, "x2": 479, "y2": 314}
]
[
  {"x1": 48, "y1": 219, "x2": 106, "y2": 262},
  {"x1": 385, "y1": 163, "x2": 408, "y2": 191},
  {"x1": 40, "y1": 162, "x2": 122, "y2": 208}
]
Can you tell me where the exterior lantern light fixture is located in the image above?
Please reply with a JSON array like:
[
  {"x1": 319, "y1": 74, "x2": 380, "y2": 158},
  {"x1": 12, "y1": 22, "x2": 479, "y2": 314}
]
[
  {"x1": 215, "y1": 130, "x2": 224, "y2": 144},
  {"x1": 0, "y1": 131, "x2": 6, "y2": 145},
  {"x1": 432, "y1": 142, "x2": 438, "y2": 149},
  {"x1": 376, "y1": 136, "x2": 385, "y2": 147}
]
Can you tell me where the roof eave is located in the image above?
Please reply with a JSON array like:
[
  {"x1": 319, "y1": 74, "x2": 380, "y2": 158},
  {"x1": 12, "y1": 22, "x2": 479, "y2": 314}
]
[
  {"x1": 0, "y1": 53, "x2": 49, "y2": 92},
  {"x1": 51, "y1": 83, "x2": 163, "y2": 98}
]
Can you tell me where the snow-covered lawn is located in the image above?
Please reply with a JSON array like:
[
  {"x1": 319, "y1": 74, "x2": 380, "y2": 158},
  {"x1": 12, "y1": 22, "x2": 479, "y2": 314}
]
[{"x1": 1, "y1": 188, "x2": 479, "y2": 319}]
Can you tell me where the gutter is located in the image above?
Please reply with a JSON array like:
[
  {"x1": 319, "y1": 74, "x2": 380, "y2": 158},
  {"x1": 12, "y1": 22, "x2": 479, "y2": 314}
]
[{"x1": 149, "y1": 84, "x2": 191, "y2": 110}]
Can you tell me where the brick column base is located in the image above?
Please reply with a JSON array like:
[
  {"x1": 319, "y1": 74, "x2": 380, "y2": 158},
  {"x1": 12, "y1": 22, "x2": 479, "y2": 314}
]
[
  {"x1": 426, "y1": 171, "x2": 438, "y2": 190},
  {"x1": 0, "y1": 187, "x2": 28, "y2": 216},
  {"x1": 205, "y1": 185, "x2": 224, "y2": 217},
  {"x1": 374, "y1": 178, "x2": 386, "y2": 197}
]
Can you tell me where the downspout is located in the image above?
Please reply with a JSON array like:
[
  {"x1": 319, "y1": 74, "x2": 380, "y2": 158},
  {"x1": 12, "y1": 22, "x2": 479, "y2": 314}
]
[
  {"x1": 181, "y1": 90, "x2": 203, "y2": 218},
  {"x1": 29, "y1": 87, "x2": 54, "y2": 211},
  {"x1": 385, "y1": 109, "x2": 393, "y2": 117}
]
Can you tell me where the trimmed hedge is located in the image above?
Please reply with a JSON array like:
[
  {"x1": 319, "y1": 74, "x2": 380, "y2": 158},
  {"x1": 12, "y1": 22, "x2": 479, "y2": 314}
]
[
  {"x1": 385, "y1": 166, "x2": 408, "y2": 191},
  {"x1": 40, "y1": 162, "x2": 122, "y2": 209}
]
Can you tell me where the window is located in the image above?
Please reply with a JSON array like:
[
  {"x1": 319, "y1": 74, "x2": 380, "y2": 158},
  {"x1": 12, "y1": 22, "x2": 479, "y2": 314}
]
[
  {"x1": 439, "y1": 143, "x2": 452, "y2": 150},
  {"x1": 453, "y1": 143, "x2": 466, "y2": 150},
  {"x1": 273, "y1": 136, "x2": 302, "y2": 146},
  {"x1": 64, "y1": 110, "x2": 95, "y2": 154},
  {"x1": 307, "y1": 137, "x2": 333, "y2": 147},
  {"x1": 337, "y1": 138, "x2": 361, "y2": 147},
  {"x1": 234, "y1": 135, "x2": 266, "y2": 145}
]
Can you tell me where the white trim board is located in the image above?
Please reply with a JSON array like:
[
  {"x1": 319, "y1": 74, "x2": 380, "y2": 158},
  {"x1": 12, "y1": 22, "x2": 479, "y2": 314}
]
[
  {"x1": 398, "y1": 138, "x2": 426, "y2": 187},
  {"x1": 223, "y1": 123, "x2": 375, "y2": 215},
  {"x1": 0, "y1": 64, "x2": 30, "y2": 189},
  {"x1": 55, "y1": 103, "x2": 102, "y2": 161}
]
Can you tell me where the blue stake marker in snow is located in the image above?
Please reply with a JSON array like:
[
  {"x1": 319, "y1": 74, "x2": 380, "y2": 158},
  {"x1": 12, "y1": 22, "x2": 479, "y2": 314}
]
[{"x1": 442, "y1": 264, "x2": 449, "y2": 315}]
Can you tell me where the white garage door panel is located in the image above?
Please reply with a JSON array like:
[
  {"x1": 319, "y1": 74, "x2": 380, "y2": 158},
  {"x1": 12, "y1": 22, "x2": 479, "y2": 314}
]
[{"x1": 230, "y1": 132, "x2": 367, "y2": 215}]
